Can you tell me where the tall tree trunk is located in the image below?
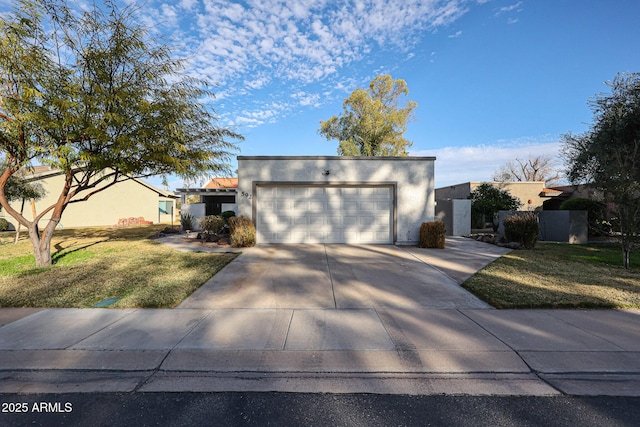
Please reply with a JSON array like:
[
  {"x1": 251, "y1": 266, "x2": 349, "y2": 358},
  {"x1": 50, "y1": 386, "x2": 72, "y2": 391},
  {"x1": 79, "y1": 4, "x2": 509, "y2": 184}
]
[{"x1": 622, "y1": 238, "x2": 631, "y2": 270}]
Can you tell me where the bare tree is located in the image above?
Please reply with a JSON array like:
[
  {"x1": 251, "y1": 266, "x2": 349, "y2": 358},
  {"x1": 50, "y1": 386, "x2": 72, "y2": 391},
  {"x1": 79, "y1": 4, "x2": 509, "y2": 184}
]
[{"x1": 493, "y1": 155, "x2": 561, "y2": 187}]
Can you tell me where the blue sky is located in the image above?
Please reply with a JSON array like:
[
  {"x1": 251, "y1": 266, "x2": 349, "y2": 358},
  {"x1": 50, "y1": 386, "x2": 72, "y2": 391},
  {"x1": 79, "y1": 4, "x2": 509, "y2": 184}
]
[{"x1": 4, "y1": 0, "x2": 640, "y2": 189}]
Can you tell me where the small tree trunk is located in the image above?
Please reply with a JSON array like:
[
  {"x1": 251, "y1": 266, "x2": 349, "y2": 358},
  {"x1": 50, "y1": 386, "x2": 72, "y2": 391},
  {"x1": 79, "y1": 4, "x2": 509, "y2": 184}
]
[
  {"x1": 28, "y1": 223, "x2": 53, "y2": 268},
  {"x1": 623, "y1": 245, "x2": 630, "y2": 270},
  {"x1": 14, "y1": 199, "x2": 25, "y2": 244}
]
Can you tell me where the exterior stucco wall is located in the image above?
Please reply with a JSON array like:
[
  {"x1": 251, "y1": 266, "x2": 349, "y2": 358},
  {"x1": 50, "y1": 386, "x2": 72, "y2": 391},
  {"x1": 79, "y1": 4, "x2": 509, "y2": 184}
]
[
  {"x1": 434, "y1": 183, "x2": 472, "y2": 200},
  {"x1": 435, "y1": 198, "x2": 471, "y2": 236},
  {"x1": 237, "y1": 156, "x2": 436, "y2": 245},
  {"x1": 474, "y1": 182, "x2": 546, "y2": 210},
  {"x1": 436, "y1": 181, "x2": 549, "y2": 210},
  {"x1": 4, "y1": 172, "x2": 175, "y2": 230}
]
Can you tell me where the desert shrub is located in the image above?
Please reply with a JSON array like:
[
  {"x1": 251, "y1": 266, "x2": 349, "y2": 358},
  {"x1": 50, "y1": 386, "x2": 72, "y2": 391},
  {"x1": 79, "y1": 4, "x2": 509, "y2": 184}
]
[
  {"x1": 220, "y1": 210, "x2": 236, "y2": 223},
  {"x1": 0, "y1": 218, "x2": 8, "y2": 231},
  {"x1": 228, "y1": 216, "x2": 256, "y2": 247},
  {"x1": 419, "y1": 221, "x2": 446, "y2": 248},
  {"x1": 199, "y1": 215, "x2": 225, "y2": 234},
  {"x1": 504, "y1": 212, "x2": 539, "y2": 249},
  {"x1": 560, "y1": 198, "x2": 608, "y2": 235},
  {"x1": 180, "y1": 213, "x2": 194, "y2": 231}
]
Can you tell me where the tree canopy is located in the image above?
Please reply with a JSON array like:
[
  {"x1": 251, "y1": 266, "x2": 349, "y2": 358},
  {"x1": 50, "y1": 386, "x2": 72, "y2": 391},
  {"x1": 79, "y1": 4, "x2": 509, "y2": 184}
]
[
  {"x1": 562, "y1": 72, "x2": 640, "y2": 268},
  {"x1": 492, "y1": 154, "x2": 562, "y2": 187},
  {"x1": 469, "y1": 183, "x2": 521, "y2": 230},
  {"x1": 0, "y1": 0, "x2": 242, "y2": 266},
  {"x1": 318, "y1": 74, "x2": 417, "y2": 156}
]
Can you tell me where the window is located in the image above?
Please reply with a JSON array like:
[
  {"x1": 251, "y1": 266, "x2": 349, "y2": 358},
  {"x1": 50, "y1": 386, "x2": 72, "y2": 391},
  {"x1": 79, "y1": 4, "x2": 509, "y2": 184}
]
[{"x1": 159, "y1": 201, "x2": 173, "y2": 215}]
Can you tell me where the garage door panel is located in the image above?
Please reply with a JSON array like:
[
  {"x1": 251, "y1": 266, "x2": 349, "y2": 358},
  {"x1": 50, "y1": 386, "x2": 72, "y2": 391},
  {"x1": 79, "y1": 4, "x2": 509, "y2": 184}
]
[
  {"x1": 376, "y1": 201, "x2": 391, "y2": 210},
  {"x1": 308, "y1": 201, "x2": 326, "y2": 210},
  {"x1": 342, "y1": 216, "x2": 358, "y2": 226},
  {"x1": 277, "y1": 216, "x2": 292, "y2": 225},
  {"x1": 308, "y1": 216, "x2": 324, "y2": 225},
  {"x1": 294, "y1": 217, "x2": 308, "y2": 225},
  {"x1": 257, "y1": 185, "x2": 392, "y2": 244}
]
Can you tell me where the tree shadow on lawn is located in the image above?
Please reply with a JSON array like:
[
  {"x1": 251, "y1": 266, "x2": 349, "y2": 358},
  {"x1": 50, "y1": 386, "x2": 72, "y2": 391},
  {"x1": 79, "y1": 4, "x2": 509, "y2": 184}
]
[{"x1": 52, "y1": 239, "x2": 110, "y2": 265}]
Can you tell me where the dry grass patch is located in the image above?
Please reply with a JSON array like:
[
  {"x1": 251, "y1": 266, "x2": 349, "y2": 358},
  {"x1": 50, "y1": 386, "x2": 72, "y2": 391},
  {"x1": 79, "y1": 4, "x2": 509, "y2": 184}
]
[
  {"x1": 0, "y1": 226, "x2": 237, "y2": 308},
  {"x1": 463, "y1": 242, "x2": 640, "y2": 309}
]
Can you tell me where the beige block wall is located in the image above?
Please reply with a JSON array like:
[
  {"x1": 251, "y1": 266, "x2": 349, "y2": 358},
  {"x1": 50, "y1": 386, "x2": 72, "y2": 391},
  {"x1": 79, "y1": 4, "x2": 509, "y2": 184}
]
[
  {"x1": 4, "y1": 173, "x2": 173, "y2": 229},
  {"x1": 436, "y1": 182, "x2": 548, "y2": 210},
  {"x1": 470, "y1": 182, "x2": 547, "y2": 210}
]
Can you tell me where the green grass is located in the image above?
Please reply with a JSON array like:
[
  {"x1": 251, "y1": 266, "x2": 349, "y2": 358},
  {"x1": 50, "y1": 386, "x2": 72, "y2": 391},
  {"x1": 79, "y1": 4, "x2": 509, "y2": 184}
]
[
  {"x1": 463, "y1": 242, "x2": 640, "y2": 309},
  {"x1": 0, "y1": 225, "x2": 238, "y2": 308}
]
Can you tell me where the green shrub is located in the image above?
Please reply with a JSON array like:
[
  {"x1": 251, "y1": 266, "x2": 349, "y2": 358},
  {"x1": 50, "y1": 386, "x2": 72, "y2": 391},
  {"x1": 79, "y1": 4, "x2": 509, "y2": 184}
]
[
  {"x1": 503, "y1": 212, "x2": 538, "y2": 249},
  {"x1": 220, "y1": 210, "x2": 236, "y2": 223},
  {"x1": 419, "y1": 221, "x2": 446, "y2": 248},
  {"x1": 560, "y1": 198, "x2": 608, "y2": 236},
  {"x1": 0, "y1": 218, "x2": 8, "y2": 231},
  {"x1": 199, "y1": 215, "x2": 225, "y2": 234},
  {"x1": 180, "y1": 213, "x2": 194, "y2": 231},
  {"x1": 228, "y1": 216, "x2": 256, "y2": 247}
]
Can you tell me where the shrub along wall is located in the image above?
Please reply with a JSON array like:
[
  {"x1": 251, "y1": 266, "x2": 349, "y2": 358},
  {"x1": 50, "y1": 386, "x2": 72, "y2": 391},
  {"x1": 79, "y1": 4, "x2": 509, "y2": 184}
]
[{"x1": 419, "y1": 221, "x2": 446, "y2": 248}]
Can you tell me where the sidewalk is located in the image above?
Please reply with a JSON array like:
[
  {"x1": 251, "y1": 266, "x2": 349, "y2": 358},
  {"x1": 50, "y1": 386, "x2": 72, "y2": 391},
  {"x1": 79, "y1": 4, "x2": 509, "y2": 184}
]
[{"x1": 1, "y1": 238, "x2": 639, "y2": 396}]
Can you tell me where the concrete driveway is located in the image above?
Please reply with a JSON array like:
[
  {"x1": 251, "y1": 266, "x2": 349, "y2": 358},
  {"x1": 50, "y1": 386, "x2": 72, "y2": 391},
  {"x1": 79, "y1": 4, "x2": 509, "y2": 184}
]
[{"x1": 178, "y1": 239, "x2": 509, "y2": 310}]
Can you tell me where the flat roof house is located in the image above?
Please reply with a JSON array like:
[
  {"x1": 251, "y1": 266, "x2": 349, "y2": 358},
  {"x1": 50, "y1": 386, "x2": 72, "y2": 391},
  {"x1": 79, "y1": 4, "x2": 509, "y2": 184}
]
[
  {"x1": 237, "y1": 156, "x2": 436, "y2": 245},
  {"x1": 435, "y1": 181, "x2": 561, "y2": 211}
]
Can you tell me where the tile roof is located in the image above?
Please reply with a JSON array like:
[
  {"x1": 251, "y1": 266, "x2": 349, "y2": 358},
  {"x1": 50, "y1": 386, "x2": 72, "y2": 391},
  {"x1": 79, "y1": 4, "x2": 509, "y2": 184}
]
[{"x1": 204, "y1": 178, "x2": 238, "y2": 189}]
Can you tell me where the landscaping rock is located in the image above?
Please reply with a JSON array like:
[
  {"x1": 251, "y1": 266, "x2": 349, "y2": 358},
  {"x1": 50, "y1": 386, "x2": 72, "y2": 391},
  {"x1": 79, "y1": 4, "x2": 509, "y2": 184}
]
[{"x1": 465, "y1": 233, "x2": 523, "y2": 250}]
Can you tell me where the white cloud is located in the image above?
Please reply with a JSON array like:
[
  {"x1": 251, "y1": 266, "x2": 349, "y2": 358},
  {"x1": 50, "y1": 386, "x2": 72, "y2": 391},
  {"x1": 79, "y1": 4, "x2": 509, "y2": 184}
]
[
  {"x1": 411, "y1": 137, "x2": 564, "y2": 188},
  {"x1": 496, "y1": 1, "x2": 523, "y2": 15},
  {"x1": 140, "y1": 0, "x2": 474, "y2": 128},
  {"x1": 448, "y1": 30, "x2": 463, "y2": 38}
]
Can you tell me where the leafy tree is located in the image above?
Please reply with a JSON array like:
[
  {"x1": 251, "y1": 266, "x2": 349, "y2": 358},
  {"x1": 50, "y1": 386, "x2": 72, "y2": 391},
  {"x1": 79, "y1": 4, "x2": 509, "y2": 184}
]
[
  {"x1": 0, "y1": 0, "x2": 241, "y2": 267},
  {"x1": 469, "y1": 183, "x2": 521, "y2": 230},
  {"x1": 319, "y1": 74, "x2": 417, "y2": 156},
  {"x1": 3, "y1": 173, "x2": 45, "y2": 202},
  {"x1": 562, "y1": 72, "x2": 640, "y2": 268},
  {"x1": 492, "y1": 154, "x2": 562, "y2": 187}
]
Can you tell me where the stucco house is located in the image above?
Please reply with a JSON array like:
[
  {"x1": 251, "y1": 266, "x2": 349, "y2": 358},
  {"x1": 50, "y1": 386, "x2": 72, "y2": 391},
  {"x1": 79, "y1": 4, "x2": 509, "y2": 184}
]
[
  {"x1": 1, "y1": 166, "x2": 177, "y2": 231},
  {"x1": 237, "y1": 156, "x2": 436, "y2": 244},
  {"x1": 435, "y1": 181, "x2": 561, "y2": 211}
]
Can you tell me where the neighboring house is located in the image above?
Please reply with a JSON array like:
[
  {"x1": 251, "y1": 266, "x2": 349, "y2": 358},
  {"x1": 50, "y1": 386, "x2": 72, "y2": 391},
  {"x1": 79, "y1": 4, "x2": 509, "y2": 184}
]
[
  {"x1": 176, "y1": 178, "x2": 238, "y2": 221},
  {"x1": 1, "y1": 166, "x2": 177, "y2": 231},
  {"x1": 435, "y1": 181, "x2": 561, "y2": 211},
  {"x1": 543, "y1": 184, "x2": 604, "y2": 210},
  {"x1": 237, "y1": 156, "x2": 436, "y2": 244}
]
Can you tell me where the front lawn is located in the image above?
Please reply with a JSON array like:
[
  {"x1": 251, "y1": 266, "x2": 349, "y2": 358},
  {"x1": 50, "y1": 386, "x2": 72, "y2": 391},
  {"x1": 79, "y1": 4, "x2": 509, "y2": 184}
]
[
  {"x1": 0, "y1": 225, "x2": 238, "y2": 308},
  {"x1": 463, "y1": 242, "x2": 640, "y2": 309}
]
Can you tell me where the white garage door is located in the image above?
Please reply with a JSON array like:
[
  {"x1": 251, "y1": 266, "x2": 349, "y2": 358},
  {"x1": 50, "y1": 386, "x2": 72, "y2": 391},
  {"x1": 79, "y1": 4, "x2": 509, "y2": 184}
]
[{"x1": 256, "y1": 185, "x2": 393, "y2": 244}]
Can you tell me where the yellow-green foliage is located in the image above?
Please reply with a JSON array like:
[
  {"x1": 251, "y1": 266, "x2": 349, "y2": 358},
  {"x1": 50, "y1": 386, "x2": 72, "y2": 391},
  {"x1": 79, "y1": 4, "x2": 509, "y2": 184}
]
[
  {"x1": 419, "y1": 221, "x2": 446, "y2": 248},
  {"x1": 199, "y1": 215, "x2": 225, "y2": 234},
  {"x1": 228, "y1": 216, "x2": 256, "y2": 247}
]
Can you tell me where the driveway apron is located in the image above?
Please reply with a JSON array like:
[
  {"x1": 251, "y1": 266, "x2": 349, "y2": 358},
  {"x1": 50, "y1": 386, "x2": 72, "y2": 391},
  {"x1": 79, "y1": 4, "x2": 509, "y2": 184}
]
[{"x1": 178, "y1": 241, "x2": 492, "y2": 310}]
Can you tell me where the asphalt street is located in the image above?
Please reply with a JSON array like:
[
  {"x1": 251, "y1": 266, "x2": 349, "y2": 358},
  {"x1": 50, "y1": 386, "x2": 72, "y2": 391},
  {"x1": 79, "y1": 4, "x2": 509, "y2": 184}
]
[{"x1": 1, "y1": 393, "x2": 640, "y2": 426}]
